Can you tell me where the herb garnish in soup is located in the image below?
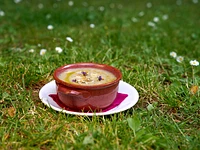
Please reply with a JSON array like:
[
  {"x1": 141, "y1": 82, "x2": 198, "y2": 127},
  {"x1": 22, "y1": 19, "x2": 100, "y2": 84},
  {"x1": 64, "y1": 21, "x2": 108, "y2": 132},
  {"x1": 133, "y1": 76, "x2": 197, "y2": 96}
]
[{"x1": 59, "y1": 68, "x2": 117, "y2": 85}]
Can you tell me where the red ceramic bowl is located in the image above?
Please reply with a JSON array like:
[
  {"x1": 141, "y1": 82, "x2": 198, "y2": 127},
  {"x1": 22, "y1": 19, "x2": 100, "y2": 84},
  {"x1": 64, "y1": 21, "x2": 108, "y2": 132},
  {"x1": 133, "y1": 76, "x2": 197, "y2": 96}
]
[{"x1": 53, "y1": 63, "x2": 122, "y2": 112}]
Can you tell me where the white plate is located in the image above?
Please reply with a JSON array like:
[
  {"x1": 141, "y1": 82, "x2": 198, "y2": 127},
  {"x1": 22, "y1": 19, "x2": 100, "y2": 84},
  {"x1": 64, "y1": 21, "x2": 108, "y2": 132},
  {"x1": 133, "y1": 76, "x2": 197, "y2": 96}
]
[{"x1": 39, "y1": 80, "x2": 139, "y2": 116}]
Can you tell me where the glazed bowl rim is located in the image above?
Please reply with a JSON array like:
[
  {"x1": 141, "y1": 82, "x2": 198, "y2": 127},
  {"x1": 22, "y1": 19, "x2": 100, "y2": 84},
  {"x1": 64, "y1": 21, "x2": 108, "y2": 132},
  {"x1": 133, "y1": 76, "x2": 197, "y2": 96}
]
[{"x1": 53, "y1": 62, "x2": 122, "y2": 89}]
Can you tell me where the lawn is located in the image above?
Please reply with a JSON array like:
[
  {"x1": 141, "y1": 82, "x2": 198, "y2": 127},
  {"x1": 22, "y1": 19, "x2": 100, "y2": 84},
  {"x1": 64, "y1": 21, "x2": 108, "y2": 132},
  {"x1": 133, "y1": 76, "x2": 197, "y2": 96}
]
[{"x1": 0, "y1": 0, "x2": 200, "y2": 149}]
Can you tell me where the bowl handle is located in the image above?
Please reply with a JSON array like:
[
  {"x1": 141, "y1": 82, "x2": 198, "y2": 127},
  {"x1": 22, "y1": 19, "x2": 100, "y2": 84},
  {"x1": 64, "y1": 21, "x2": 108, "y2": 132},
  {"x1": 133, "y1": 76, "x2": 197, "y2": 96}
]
[{"x1": 57, "y1": 84, "x2": 91, "y2": 99}]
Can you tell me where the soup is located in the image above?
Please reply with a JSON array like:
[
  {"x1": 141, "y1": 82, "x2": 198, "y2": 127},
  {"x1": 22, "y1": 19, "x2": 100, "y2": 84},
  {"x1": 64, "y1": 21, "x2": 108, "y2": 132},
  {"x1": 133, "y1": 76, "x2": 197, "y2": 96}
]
[{"x1": 59, "y1": 68, "x2": 117, "y2": 86}]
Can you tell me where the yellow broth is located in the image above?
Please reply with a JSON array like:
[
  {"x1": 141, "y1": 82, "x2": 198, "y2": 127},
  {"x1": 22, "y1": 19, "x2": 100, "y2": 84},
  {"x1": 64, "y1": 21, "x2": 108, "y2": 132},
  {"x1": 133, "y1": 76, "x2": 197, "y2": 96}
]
[{"x1": 59, "y1": 68, "x2": 117, "y2": 86}]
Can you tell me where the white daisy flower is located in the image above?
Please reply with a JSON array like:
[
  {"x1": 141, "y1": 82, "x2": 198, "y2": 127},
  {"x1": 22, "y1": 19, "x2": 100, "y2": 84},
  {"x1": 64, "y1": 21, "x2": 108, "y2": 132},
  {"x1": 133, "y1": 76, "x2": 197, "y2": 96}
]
[
  {"x1": 176, "y1": 0, "x2": 182, "y2": 5},
  {"x1": 162, "y1": 14, "x2": 168, "y2": 20},
  {"x1": 176, "y1": 56, "x2": 184, "y2": 63},
  {"x1": 117, "y1": 4, "x2": 123, "y2": 9},
  {"x1": 146, "y1": 2, "x2": 152, "y2": 8},
  {"x1": 190, "y1": 60, "x2": 199, "y2": 66},
  {"x1": 170, "y1": 52, "x2": 177, "y2": 58},
  {"x1": 40, "y1": 49, "x2": 46, "y2": 56},
  {"x1": 66, "y1": 37, "x2": 73, "y2": 42},
  {"x1": 55, "y1": 47, "x2": 63, "y2": 53},
  {"x1": 14, "y1": 0, "x2": 22, "y2": 3},
  {"x1": 47, "y1": 25, "x2": 54, "y2": 30},
  {"x1": 38, "y1": 43, "x2": 41, "y2": 47},
  {"x1": 68, "y1": 1, "x2": 74, "y2": 6},
  {"x1": 99, "y1": 6, "x2": 105, "y2": 11},
  {"x1": 15, "y1": 48, "x2": 22, "y2": 51},
  {"x1": 46, "y1": 14, "x2": 51, "y2": 19},
  {"x1": 131, "y1": 17, "x2": 138, "y2": 22},
  {"x1": 38, "y1": 3, "x2": 44, "y2": 9},
  {"x1": 153, "y1": 17, "x2": 159, "y2": 22},
  {"x1": 90, "y1": 24, "x2": 95, "y2": 28},
  {"x1": 82, "y1": 2, "x2": 88, "y2": 7},
  {"x1": 147, "y1": 21, "x2": 156, "y2": 27},
  {"x1": 29, "y1": 49, "x2": 34, "y2": 53},
  {"x1": 192, "y1": 0, "x2": 198, "y2": 3},
  {"x1": 0, "y1": 10, "x2": 5, "y2": 16},
  {"x1": 138, "y1": 11, "x2": 145, "y2": 17}
]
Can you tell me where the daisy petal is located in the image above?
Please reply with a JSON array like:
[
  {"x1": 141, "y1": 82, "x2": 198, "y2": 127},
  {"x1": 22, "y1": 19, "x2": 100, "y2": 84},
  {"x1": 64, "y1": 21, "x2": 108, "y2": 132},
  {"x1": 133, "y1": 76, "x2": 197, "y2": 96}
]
[
  {"x1": 190, "y1": 60, "x2": 199, "y2": 66},
  {"x1": 40, "y1": 49, "x2": 47, "y2": 56},
  {"x1": 170, "y1": 52, "x2": 177, "y2": 58},
  {"x1": 55, "y1": 47, "x2": 63, "y2": 53},
  {"x1": 66, "y1": 37, "x2": 73, "y2": 42},
  {"x1": 176, "y1": 56, "x2": 184, "y2": 63}
]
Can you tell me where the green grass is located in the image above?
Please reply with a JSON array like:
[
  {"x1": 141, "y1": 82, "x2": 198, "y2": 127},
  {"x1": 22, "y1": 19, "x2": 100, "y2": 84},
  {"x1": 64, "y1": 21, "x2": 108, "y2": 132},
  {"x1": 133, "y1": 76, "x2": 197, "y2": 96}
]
[{"x1": 0, "y1": 0, "x2": 200, "y2": 149}]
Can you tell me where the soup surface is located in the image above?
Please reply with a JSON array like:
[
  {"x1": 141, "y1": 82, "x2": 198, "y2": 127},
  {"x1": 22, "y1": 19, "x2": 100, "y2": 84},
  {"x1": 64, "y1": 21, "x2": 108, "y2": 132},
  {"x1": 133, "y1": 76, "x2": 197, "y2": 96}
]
[{"x1": 59, "y1": 68, "x2": 117, "y2": 85}]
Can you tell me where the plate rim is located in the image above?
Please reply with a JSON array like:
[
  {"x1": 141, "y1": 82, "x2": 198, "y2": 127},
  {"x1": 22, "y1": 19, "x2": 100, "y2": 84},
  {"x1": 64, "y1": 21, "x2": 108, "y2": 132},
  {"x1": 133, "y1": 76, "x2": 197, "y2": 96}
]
[{"x1": 39, "y1": 80, "x2": 139, "y2": 116}]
